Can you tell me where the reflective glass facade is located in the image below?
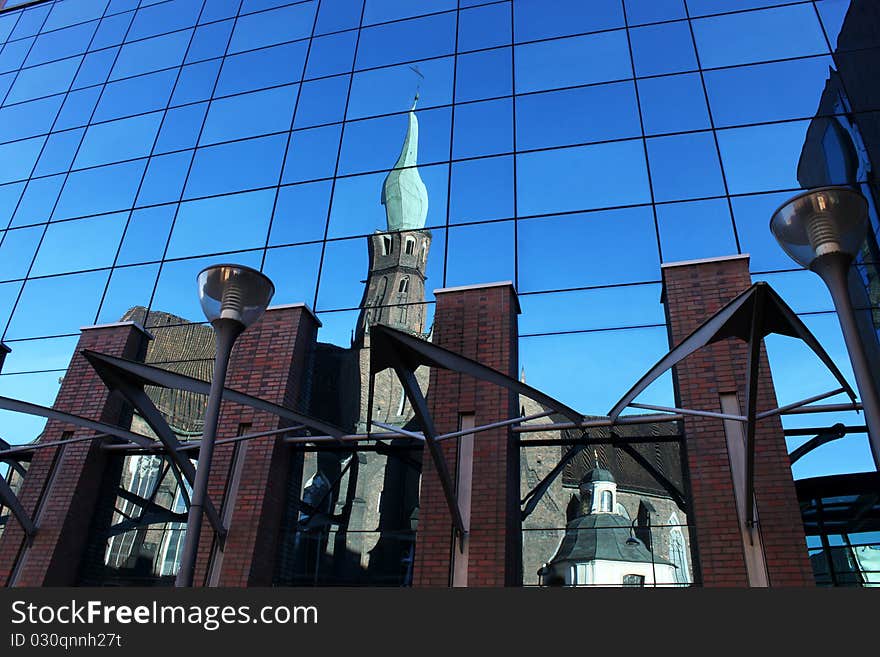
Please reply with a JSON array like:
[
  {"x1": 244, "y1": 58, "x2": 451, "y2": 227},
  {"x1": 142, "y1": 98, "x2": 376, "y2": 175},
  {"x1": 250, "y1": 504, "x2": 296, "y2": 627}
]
[{"x1": 0, "y1": 0, "x2": 879, "y2": 586}]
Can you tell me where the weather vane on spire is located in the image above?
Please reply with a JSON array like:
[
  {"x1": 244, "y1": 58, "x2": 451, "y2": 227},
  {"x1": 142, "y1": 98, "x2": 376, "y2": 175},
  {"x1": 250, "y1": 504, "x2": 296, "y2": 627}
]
[{"x1": 408, "y1": 64, "x2": 424, "y2": 106}]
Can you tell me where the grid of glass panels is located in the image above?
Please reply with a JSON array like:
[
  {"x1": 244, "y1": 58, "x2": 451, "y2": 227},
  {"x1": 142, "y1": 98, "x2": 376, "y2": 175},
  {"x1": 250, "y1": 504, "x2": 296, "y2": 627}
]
[{"x1": 0, "y1": 0, "x2": 878, "y2": 573}]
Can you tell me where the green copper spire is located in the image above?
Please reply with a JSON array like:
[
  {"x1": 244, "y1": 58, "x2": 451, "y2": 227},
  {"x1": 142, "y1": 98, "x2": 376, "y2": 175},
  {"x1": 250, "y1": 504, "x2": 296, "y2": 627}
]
[{"x1": 381, "y1": 94, "x2": 428, "y2": 232}]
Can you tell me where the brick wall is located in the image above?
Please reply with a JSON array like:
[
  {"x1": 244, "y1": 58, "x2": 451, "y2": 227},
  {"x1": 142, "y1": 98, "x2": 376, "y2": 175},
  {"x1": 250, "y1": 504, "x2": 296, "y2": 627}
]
[
  {"x1": 0, "y1": 322, "x2": 150, "y2": 586},
  {"x1": 662, "y1": 255, "x2": 814, "y2": 587},
  {"x1": 413, "y1": 282, "x2": 520, "y2": 587},
  {"x1": 193, "y1": 304, "x2": 319, "y2": 587}
]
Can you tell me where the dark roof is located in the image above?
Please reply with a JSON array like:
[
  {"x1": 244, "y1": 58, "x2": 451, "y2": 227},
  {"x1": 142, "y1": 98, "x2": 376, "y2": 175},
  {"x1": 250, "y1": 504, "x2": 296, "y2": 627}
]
[
  {"x1": 562, "y1": 420, "x2": 684, "y2": 497},
  {"x1": 546, "y1": 513, "x2": 674, "y2": 567},
  {"x1": 582, "y1": 467, "x2": 615, "y2": 484}
]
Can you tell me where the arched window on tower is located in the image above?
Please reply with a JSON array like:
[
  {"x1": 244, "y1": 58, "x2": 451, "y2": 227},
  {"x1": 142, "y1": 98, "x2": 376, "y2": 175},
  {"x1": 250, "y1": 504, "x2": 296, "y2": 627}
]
[
  {"x1": 404, "y1": 236, "x2": 415, "y2": 255},
  {"x1": 398, "y1": 277, "x2": 409, "y2": 294},
  {"x1": 420, "y1": 241, "x2": 427, "y2": 264},
  {"x1": 381, "y1": 235, "x2": 393, "y2": 255},
  {"x1": 600, "y1": 490, "x2": 613, "y2": 513}
]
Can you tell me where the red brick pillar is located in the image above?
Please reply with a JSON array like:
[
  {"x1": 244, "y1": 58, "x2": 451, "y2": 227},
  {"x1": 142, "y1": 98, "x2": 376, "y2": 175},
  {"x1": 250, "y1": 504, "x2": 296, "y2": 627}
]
[
  {"x1": 662, "y1": 255, "x2": 814, "y2": 587},
  {"x1": 191, "y1": 304, "x2": 319, "y2": 587},
  {"x1": 413, "y1": 282, "x2": 520, "y2": 587},
  {"x1": 0, "y1": 321, "x2": 151, "y2": 586}
]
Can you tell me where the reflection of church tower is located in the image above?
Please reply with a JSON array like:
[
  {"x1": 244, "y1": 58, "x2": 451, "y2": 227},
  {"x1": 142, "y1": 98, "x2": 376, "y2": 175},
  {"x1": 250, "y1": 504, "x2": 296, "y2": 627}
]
[{"x1": 355, "y1": 96, "x2": 432, "y2": 346}]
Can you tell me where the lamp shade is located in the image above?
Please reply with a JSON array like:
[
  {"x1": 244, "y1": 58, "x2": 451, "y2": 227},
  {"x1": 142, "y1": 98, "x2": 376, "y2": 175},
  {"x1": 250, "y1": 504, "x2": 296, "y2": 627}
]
[
  {"x1": 197, "y1": 264, "x2": 275, "y2": 328},
  {"x1": 770, "y1": 186, "x2": 869, "y2": 269}
]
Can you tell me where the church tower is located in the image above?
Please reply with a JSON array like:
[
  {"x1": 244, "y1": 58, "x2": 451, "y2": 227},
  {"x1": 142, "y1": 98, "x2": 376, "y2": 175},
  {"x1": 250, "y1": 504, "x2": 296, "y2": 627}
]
[{"x1": 355, "y1": 95, "x2": 432, "y2": 346}]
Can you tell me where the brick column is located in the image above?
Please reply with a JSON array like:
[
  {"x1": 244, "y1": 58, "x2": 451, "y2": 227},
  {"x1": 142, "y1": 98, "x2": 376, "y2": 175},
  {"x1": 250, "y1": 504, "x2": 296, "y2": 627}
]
[
  {"x1": 191, "y1": 304, "x2": 319, "y2": 587},
  {"x1": 0, "y1": 321, "x2": 151, "y2": 586},
  {"x1": 662, "y1": 255, "x2": 814, "y2": 587},
  {"x1": 413, "y1": 282, "x2": 520, "y2": 587}
]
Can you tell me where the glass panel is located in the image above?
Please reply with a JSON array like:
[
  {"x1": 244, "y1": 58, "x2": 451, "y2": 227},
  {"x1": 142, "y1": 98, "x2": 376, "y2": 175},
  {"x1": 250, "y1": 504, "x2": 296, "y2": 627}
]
[
  {"x1": 94, "y1": 68, "x2": 177, "y2": 122},
  {"x1": 513, "y1": 0, "x2": 623, "y2": 42},
  {"x1": 518, "y1": 207, "x2": 660, "y2": 291},
  {"x1": 656, "y1": 198, "x2": 738, "y2": 263},
  {"x1": 72, "y1": 47, "x2": 119, "y2": 89},
  {"x1": 445, "y1": 220, "x2": 515, "y2": 287},
  {"x1": 53, "y1": 159, "x2": 146, "y2": 221},
  {"x1": 227, "y1": 2, "x2": 316, "y2": 54},
  {"x1": 519, "y1": 284, "x2": 664, "y2": 335},
  {"x1": 629, "y1": 20, "x2": 696, "y2": 77},
  {"x1": 638, "y1": 73, "x2": 710, "y2": 135},
  {"x1": 97, "y1": 262, "x2": 162, "y2": 323},
  {"x1": 268, "y1": 180, "x2": 332, "y2": 246},
  {"x1": 25, "y1": 21, "x2": 98, "y2": 68},
  {"x1": 282, "y1": 124, "x2": 342, "y2": 184},
  {"x1": 127, "y1": 0, "x2": 202, "y2": 42},
  {"x1": 0, "y1": 136, "x2": 46, "y2": 185},
  {"x1": 364, "y1": 0, "x2": 454, "y2": 25},
  {"x1": 624, "y1": 0, "x2": 686, "y2": 26},
  {"x1": 136, "y1": 151, "x2": 192, "y2": 206},
  {"x1": 6, "y1": 56, "x2": 82, "y2": 104},
  {"x1": 348, "y1": 57, "x2": 453, "y2": 119},
  {"x1": 11, "y1": 174, "x2": 66, "y2": 227},
  {"x1": 5, "y1": 269, "x2": 110, "y2": 339},
  {"x1": 458, "y1": 2, "x2": 511, "y2": 52},
  {"x1": 200, "y1": 85, "x2": 297, "y2": 145},
  {"x1": 455, "y1": 47, "x2": 510, "y2": 103},
  {"x1": 215, "y1": 40, "x2": 308, "y2": 97},
  {"x1": 154, "y1": 102, "x2": 209, "y2": 154},
  {"x1": 185, "y1": 19, "x2": 234, "y2": 64},
  {"x1": 449, "y1": 155, "x2": 513, "y2": 224},
  {"x1": 355, "y1": 13, "x2": 456, "y2": 70},
  {"x1": 262, "y1": 242, "x2": 323, "y2": 306},
  {"x1": 716, "y1": 120, "x2": 812, "y2": 194},
  {"x1": 519, "y1": 327, "x2": 672, "y2": 413},
  {"x1": 646, "y1": 132, "x2": 726, "y2": 202},
  {"x1": 516, "y1": 82, "x2": 640, "y2": 150},
  {"x1": 293, "y1": 75, "x2": 348, "y2": 129},
  {"x1": 34, "y1": 128, "x2": 85, "y2": 176},
  {"x1": 166, "y1": 189, "x2": 275, "y2": 260},
  {"x1": 0, "y1": 225, "x2": 42, "y2": 281},
  {"x1": 170, "y1": 59, "x2": 222, "y2": 106},
  {"x1": 74, "y1": 111, "x2": 163, "y2": 168},
  {"x1": 90, "y1": 12, "x2": 133, "y2": 50},
  {"x1": 453, "y1": 98, "x2": 511, "y2": 159},
  {"x1": 183, "y1": 133, "x2": 287, "y2": 198},
  {"x1": 704, "y1": 56, "x2": 836, "y2": 128},
  {"x1": 305, "y1": 30, "x2": 357, "y2": 79},
  {"x1": 110, "y1": 29, "x2": 192, "y2": 80},
  {"x1": 117, "y1": 204, "x2": 177, "y2": 266},
  {"x1": 0, "y1": 95, "x2": 63, "y2": 142},
  {"x1": 32, "y1": 213, "x2": 127, "y2": 277},
  {"x1": 692, "y1": 5, "x2": 828, "y2": 69},
  {"x1": 44, "y1": 0, "x2": 110, "y2": 32},
  {"x1": 315, "y1": 0, "x2": 364, "y2": 35},
  {"x1": 516, "y1": 140, "x2": 650, "y2": 216},
  {"x1": 515, "y1": 31, "x2": 631, "y2": 94}
]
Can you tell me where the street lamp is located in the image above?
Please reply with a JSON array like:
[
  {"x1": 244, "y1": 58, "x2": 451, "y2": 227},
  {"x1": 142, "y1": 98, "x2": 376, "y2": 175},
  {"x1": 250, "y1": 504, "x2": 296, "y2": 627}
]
[
  {"x1": 175, "y1": 264, "x2": 274, "y2": 587},
  {"x1": 770, "y1": 186, "x2": 880, "y2": 470}
]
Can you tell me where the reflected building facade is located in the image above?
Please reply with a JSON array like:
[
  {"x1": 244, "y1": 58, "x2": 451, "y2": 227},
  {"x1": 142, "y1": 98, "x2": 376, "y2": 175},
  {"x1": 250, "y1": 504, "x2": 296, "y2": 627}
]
[{"x1": 0, "y1": 0, "x2": 878, "y2": 587}]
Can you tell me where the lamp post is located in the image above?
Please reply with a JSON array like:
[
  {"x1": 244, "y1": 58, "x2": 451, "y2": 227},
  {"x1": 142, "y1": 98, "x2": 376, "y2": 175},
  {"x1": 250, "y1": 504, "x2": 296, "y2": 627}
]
[
  {"x1": 770, "y1": 186, "x2": 880, "y2": 470},
  {"x1": 175, "y1": 264, "x2": 274, "y2": 587}
]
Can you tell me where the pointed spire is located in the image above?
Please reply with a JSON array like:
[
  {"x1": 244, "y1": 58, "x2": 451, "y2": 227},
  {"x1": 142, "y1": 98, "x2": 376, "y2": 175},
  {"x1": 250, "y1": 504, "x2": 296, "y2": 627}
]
[
  {"x1": 519, "y1": 366, "x2": 526, "y2": 384},
  {"x1": 381, "y1": 92, "x2": 428, "y2": 232}
]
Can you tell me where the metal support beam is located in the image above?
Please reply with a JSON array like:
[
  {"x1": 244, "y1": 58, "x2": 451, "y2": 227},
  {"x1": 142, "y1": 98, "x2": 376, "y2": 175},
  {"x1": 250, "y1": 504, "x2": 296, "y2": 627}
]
[
  {"x1": 743, "y1": 288, "x2": 763, "y2": 530},
  {"x1": 0, "y1": 471, "x2": 35, "y2": 541},
  {"x1": 391, "y1": 362, "x2": 466, "y2": 541},
  {"x1": 756, "y1": 387, "x2": 848, "y2": 420},
  {"x1": 628, "y1": 402, "x2": 746, "y2": 423},
  {"x1": 0, "y1": 395, "x2": 154, "y2": 447},
  {"x1": 789, "y1": 424, "x2": 847, "y2": 464},
  {"x1": 104, "y1": 374, "x2": 225, "y2": 540}
]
